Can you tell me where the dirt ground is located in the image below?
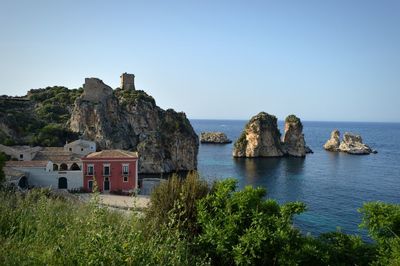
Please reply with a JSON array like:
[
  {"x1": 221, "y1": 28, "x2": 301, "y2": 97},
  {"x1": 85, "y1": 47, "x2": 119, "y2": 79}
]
[{"x1": 77, "y1": 193, "x2": 150, "y2": 210}]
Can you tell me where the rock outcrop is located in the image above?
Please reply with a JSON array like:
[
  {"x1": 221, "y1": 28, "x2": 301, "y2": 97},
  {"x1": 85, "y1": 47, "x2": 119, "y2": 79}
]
[
  {"x1": 233, "y1": 112, "x2": 312, "y2": 158},
  {"x1": 200, "y1": 132, "x2": 232, "y2": 144},
  {"x1": 233, "y1": 112, "x2": 284, "y2": 157},
  {"x1": 323, "y1": 129, "x2": 341, "y2": 151},
  {"x1": 323, "y1": 130, "x2": 376, "y2": 155},
  {"x1": 338, "y1": 132, "x2": 375, "y2": 155},
  {"x1": 282, "y1": 115, "x2": 312, "y2": 157},
  {"x1": 69, "y1": 76, "x2": 198, "y2": 174}
]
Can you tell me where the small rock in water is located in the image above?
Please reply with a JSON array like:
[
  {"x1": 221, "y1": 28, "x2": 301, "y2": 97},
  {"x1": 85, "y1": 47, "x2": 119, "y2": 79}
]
[{"x1": 200, "y1": 132, "x2": 232, "y2": 144}]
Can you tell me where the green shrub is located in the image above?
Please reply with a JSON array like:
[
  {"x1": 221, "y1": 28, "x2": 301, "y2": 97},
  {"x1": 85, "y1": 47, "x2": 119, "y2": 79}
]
[
  {"x1": 197, "y1": 178, "x2": 307, "y2": 265},
  {"x1": 359, "y1": 202, "x2": 400, "y2": 265},
  {"x1": 145, "y1": 172, "x2": 210, "y2": 236}
]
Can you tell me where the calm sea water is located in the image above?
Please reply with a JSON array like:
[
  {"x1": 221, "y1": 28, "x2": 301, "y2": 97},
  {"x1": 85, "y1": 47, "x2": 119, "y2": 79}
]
[{"x1": 190, "y1": 119, "x2": 400, "y2": 238}]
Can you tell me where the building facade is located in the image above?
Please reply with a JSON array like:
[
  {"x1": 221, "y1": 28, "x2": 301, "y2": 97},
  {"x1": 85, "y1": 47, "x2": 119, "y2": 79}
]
[
  {"x1": 82, "y1": 150, "x2": 138, "y2": 193},
  {"x1": 64, "y1": 139, "x2": 96, "y2": 156},
  {"x1": 0, "y1": 144, "x2": 42, "y2": 161},
  {"x1": 5, "y1": 160, "x2": 83, "y2": 190}
]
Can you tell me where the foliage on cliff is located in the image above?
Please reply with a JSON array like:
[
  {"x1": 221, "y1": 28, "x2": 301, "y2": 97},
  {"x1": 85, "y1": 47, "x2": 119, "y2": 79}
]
[
  {"x1": 233, "y1": 131, "x2": 248, "y2": 150},
  {"x1": 0, "y1": 86, "x2": 82, "y2": 146},
  {"x1": 115, "y1": 88, "x2": 156, "y2": 107},
  {"x1": 285, "y1": 114, "x2": 303, "y2": 127}
]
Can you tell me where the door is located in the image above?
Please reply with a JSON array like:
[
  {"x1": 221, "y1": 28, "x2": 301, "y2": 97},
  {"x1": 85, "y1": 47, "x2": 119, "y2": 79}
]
[
  {"x1": 58, "y1": 177, "x2": 68, "y2": 189},
  {"x1": 104, "y1": 177, "x2": 110, "y2": 191},
  {"x1": 88, "y1": 180, "x2": 93, "y2": 192}
]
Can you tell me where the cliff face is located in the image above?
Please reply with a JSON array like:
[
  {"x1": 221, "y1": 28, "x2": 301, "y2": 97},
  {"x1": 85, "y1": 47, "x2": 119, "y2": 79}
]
[
  {"x1": 69, "y1": 78, "x2": 198, "y2": 174},
  {"x1": 233, "y1": 112, "x2": 284, "y2": 157},
  {"x1": 233, "y1": 113, "x2": 311, "y2": 158}
]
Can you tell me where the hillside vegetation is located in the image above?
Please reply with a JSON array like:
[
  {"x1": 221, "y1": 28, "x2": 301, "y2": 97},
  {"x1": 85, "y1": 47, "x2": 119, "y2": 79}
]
[
  {"x1": 0, "y1": 86, "x2": 82, "y2": 146},
  {"x1": 0, "y1": 172, "x2": 399, "y2": 265},
  {"x1": 0, "y1": 86, "x2": 172, "y2": 148}
]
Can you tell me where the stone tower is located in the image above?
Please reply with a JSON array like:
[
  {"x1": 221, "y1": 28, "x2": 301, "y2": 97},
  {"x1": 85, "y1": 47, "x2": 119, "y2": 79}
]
[{"x1": 120, "y1": 72, "x2": 135, "y2": 90}]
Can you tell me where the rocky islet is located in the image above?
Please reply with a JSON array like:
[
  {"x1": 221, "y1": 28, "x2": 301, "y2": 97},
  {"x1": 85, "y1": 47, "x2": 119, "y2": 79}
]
[
  {"x1": 324, "y1": 130, "x2": 377, "y2": 155},
  {"x1": 200, "y1": 132, "x2": 232, "y2": 144},
  {"x1": 232, "y1": 112, "x2": 312, "y2": 158}
]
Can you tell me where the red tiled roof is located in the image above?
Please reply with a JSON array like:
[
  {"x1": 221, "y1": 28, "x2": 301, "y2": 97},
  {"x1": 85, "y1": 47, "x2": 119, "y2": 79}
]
[{"x1": 85, "y1": 149, "x2": 138, "y2": 159}]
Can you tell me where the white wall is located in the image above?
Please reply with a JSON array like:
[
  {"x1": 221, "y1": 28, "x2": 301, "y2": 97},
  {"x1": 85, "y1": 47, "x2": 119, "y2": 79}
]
[
  {"x1": 64, "y1": 141, "x2": 96, "y2": 156},
  {"x1": 12, "y1": 167, "x2": 83, "y2": 190}
]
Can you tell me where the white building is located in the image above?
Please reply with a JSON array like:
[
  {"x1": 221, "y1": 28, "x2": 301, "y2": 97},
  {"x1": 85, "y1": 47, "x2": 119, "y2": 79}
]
[
  {"x1": 6, "y1": 160, "x2": 83, "y2": 190},
  {"x1": 0, "y1": 144, "x2": 42, "y2": 161},
  {"x1": 64, "y1": 139, "x2": 96, "y2": 156}
]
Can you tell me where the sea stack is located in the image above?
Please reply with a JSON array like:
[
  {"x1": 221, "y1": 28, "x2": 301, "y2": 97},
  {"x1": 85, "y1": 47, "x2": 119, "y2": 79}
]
[
  {"x1": 282, "y1": 115, "x2": 312, "y2": 157},
  {"x1": 323, "y1": 130, "x2": 376, "y2": 155},
  {"x1": 323, "y1": 129, "x2": 341, "y2": 151},
  {"x1": 233, "y1": 112, "x2": 284, "y2": 157}
]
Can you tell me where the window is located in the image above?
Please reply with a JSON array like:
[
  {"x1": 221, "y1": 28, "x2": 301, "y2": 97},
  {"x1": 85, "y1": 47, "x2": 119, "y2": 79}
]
[
  {"x1": 69, "y1": 148, "x2": 72, "y2": 151},
  {"x1": 60, "y1": 163, "x2": 68, "y2": 171},
  {"x1": 81, "y1": 148, "x2": 84, "y2": 151},
  {"x1": 19, "y1": 154, "x2": 23, "y2": 159},
  {"x1": 103, "y1": 164, "x2": 110, "y2": 176},
  {"x1": 123, "y1": 176, "x2": 128, "y2": 182},
  {"x1": 122, "y1": 164, "x2": 129, "y2": 175},
  {"x1": 87, "y1": 165, "x2": 94, "y2": 175}
]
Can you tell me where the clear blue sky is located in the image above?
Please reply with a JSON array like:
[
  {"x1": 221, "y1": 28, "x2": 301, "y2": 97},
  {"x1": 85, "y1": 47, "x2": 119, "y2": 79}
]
[{"x1": 1, "y1": 0, "x2": 399, "y2": 122}]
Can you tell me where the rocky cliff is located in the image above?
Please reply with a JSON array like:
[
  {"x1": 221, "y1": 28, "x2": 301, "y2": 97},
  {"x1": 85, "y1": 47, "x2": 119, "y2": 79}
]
[
  {"x1": 69, "y1": 77, "x2": 198, "y2": 174},
  {"x1": 200, "y1": 132, "x2": 232, "y2": 144},
  {"x1": 233, "y1": 112, "x2": 311, "y2": 158}
]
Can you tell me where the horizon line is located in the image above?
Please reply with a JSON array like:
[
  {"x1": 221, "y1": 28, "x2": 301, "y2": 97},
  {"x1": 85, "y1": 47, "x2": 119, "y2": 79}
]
[{"x1": 189, "y1": 118, "x2": 400, "y2": 124}]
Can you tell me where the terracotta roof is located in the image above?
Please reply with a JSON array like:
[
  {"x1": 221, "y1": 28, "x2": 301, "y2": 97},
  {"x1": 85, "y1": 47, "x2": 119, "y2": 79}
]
[
  {"x1": 6, "y1": 160, "x2": 49, "y2": 168},
  {"x1": 85, "y1": 149, "x2": 138, "y2": 159},
  {"x1": 33, "y1": 147, "x2": 81, "y2": 162}
]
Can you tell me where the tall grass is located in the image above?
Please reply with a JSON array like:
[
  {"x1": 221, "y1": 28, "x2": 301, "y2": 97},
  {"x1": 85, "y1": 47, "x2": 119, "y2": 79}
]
[{"x1": 0, "y1": 188, "x2": 209, "y2": 265}]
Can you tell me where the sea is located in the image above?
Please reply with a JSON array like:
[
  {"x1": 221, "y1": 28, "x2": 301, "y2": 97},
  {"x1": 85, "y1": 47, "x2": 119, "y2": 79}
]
[{"x1": 190, "y1": 119, "x2": 400, "y2": 238}]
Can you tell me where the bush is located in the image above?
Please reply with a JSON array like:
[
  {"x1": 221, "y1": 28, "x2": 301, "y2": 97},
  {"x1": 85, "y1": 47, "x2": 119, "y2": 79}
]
[
  {"x1": 144, "y1": 172, "x2": 210, "y2": 236},
  {"x1": 197, "y1": 178, "x2": 307, "y2": 265},
  {"x1": 359, "y1": 202, "x2": 400, "y2": 265}
]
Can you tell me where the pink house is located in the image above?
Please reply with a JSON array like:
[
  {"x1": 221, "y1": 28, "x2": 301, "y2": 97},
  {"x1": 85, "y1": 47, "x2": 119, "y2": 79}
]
[{"x1": 82, "y1": 150, "x2": 138, "y2": 193}]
